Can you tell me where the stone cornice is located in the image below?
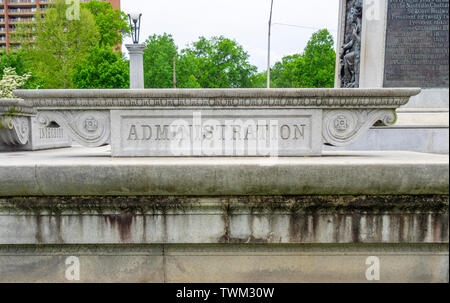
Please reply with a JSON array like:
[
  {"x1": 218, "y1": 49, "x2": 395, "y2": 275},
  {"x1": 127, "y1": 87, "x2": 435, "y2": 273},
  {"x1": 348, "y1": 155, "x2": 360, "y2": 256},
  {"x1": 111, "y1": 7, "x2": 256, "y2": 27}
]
[
  {"x1": 0, "y1": 98, "x2": 36, "y2": 116},
  {"x1": 14, "y1": 88, "x2": 421, "y2": 98},
  {"x1": 8, "y1": 89, "x2": 422, "y2": 154},
  {"x1": 13, "y1": 88, "x2": 421, "y2": 109}
]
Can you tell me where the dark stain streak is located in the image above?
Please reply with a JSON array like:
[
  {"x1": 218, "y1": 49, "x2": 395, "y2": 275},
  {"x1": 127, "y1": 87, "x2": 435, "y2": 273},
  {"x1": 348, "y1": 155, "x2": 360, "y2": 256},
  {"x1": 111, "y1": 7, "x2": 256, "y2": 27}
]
[
  {"x1": 417, "y1": 213, "x2": 428, "y2": 242},
  {"x1": 142, "y1": 212, "x2": 147, "y2": 243},
  {"x1": 34, "y1": 212, "x2": 43, "y2": 243},
  {"x1": 104, "y1": 213, "x2": 134, "y2": 242},
  {"x1": 54, "y1": 211, "x2": 64, "y2": 243},
  {"x1": 441, "y1": 213, "x2": 449, "y2": 242},
  {"x1": 219, "y1": 200, "x2": 232, "y2": 243},
  {"x1": 351, "y1": 213, "x2": 361, "y2": 243},
  {"x1": 1, "y1": 195, "x2": 447, "y2": 245},
  {"x1": 398, "y1": 214, "x2": 404, "y2": 243}
]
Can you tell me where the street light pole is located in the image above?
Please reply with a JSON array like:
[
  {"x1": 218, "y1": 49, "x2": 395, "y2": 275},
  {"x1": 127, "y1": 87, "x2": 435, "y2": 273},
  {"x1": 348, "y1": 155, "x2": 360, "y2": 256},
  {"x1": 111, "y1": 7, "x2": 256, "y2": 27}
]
[
  {"x1": 267, "y1": 0, "x2": 274, "y2": 89},
  {"x1": 126, "y1": 12, "x2": 145, "y2": 89}
]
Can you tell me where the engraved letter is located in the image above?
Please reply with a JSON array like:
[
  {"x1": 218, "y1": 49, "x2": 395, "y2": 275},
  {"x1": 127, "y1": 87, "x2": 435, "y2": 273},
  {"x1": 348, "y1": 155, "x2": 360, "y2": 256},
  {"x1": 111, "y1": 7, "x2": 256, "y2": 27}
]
[{"x1": 128, "y1": 125, "x2": 139, "y2": 141}]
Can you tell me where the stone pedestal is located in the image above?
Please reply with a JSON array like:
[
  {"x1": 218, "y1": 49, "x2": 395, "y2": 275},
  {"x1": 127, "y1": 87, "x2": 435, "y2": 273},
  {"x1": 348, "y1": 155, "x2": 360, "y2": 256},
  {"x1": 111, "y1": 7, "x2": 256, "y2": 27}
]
[
  {"x1": 126, "y1": 44, "x2": 146, "y2": 89},
  {"x1": 14, "y1": 88, "x2": 420, "y2": 157},
  {"x1": 0, "y1": 99, "x2": 72, "y2": 151},
  {"x1": 335, "y1": 0, "x2": 449, "y2": 154},
  {"x1": 0, "y1": 99, "x2": 34, "y2": 150},
  {"x1": 0, "y1": 147, "x2": 448, "y2": 282}
]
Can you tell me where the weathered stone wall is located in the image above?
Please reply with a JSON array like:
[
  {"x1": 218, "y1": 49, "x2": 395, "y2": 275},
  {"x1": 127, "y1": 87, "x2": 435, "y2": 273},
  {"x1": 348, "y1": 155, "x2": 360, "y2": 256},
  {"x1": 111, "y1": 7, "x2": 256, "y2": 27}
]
[
  {"x1": 0, "y1": 148, "x2": 448, "y2": 282},
  {"x1": 1, "y1": 244, "x2": 447, "y2": 283},
  {"x1": 0, "y1": 196, "x2": 448, "y2": 245}
]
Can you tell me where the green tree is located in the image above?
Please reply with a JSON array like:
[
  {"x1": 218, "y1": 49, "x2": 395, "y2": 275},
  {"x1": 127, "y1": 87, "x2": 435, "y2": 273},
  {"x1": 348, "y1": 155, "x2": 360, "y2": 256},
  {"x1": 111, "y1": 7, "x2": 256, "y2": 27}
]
[
  {"x1": 178, "y1": 36, "x2": 257, "y2": 88},
  {"x1": 143, "y1": 33, "x2": 178, "y2": 88},
  {"x1": 270, "y1": 54, "x2": 303, "y2": 88},
  {"x1": 73, "y1": 47, "x2": 129, "y2": 89},
  {"x1": 268, "y1": 29, "x2": 336, "y2": 88},
  {"x1": 0, "y1": 51, "x2": 44, "y2": 89},
  {"x1": 299, "y1": 29, "x2": 336, "y2": 88},
  {"x1": 81, "y1": 0, "x2": 129, "y2": 48},
  {"x1": 25, "y1": 0, "x2": 99, "y2": 88},
  {"x1": 0, "y1": 67, "x2": 30, "y2": 98},
  {"x1": 248, "y1": 72, "x2": 267, "y2": 88}
]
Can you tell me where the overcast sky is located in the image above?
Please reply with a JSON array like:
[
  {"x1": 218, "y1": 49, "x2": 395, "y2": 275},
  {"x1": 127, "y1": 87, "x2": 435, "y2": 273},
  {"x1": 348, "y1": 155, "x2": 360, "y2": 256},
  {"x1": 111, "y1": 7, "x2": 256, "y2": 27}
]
[{"x1": 122, "y1": 0, "x2": 339, "y2": 72}]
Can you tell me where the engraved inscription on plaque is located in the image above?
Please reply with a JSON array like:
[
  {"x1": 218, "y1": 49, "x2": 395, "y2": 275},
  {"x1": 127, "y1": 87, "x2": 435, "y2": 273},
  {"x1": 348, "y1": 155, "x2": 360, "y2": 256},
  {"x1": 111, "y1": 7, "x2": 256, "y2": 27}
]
[
  {"x1": 384, "y1": 0, "x2": 449, "y2": 87},
  {"x1": 111, "y1": 110, "x2": 323, "y2": 157}
]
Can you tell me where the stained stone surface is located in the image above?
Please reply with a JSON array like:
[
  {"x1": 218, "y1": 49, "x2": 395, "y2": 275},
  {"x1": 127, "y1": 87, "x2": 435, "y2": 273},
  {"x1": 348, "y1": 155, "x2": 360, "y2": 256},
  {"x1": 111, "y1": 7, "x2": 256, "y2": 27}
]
[
  {"x1": 384, "y1": 0, "x2": 449, "y2": 87},
  {"x1": 0, "y1": 146, "x2": 447, "y2": 282},
  {"x1": 111, "y1": 109, "x2": 322, "y2": 156},
  {"x1": 0, "y1": 244, "x2": 448, "y2": 283},
  {"x1": 0, "y1": 99, "x2": 71, "y2": 151},
  {"x1": 0, "y1": 146, "x2": 447, "y2": 196},
  {"x1": 13, "y1": 88, "x2": 421, "y2": 156}
]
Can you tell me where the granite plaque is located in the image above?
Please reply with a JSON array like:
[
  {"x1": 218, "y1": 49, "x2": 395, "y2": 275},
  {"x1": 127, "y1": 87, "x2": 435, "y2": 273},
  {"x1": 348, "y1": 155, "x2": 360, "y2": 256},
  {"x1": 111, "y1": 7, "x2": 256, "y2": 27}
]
[
  {"x1": 111, "y1": 110, "x2": 323, "y2": 157},
  {"x1": 384, "y1": 0, "x2": 449, "y2": 87}
]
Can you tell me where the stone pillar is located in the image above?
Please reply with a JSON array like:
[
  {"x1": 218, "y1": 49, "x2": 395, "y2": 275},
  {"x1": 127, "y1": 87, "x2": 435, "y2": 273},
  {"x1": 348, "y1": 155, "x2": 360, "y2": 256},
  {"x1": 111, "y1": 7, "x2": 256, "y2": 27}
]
[
  {"x1": 334, "y1": 0, "x2": 449, "y2": 154},
  {"x1": 126, "y1": 44, "x2": 146, "y2": 89}
]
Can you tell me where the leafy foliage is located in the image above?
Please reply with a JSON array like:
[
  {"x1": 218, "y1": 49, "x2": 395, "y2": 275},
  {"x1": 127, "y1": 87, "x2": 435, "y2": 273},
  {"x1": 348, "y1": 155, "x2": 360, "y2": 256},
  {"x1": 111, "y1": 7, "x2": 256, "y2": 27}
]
[
  {"x1": 81, "y1": 0, "x2": 130, "y2": 48},
  {"x1": 73, "y1": 47, "x2": 129, "y2": 89},
  {"x1": 142, "y1": 31, "x2": 334, "y2": 89},
  {"x1": 143, "y1": 33, "x2": 178, "y2": 88},
  {"x1": 10, "y1": 0, "x2": 131, "y2": 89},
  {"x1": 269, "y1": 29, "x2": 336, "y2": 88},
  {"x1": 143, "y1": 35, "x2": 258, "y2": 88},
  {"x1": 300, "y1": 29, "x2": 336, "y2": 87},
  {"x1": 0, "y1": 51, "x2": 44, "y2": 89},
  {"x1": 25, "y1": 0, "x2": 99, "y2": 88},
  {"x1": 0, "y1": 67, "x2": 30, "y2": 98},
  {"x1": 178, "y1": 36, "x2": 257, "y2": 88}
]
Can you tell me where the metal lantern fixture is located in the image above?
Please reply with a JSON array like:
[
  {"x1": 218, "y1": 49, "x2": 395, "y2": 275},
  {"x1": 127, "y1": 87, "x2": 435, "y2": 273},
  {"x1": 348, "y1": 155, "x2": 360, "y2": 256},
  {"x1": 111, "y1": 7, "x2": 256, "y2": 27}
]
[{"x1": 128, "y1": 13, "x2": 142, "y2": 44}]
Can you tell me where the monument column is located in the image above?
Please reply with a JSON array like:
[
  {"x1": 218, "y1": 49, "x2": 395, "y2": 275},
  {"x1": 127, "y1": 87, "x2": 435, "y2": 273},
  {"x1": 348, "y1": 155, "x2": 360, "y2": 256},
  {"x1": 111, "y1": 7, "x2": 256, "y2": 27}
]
[
  {"x1": 334, "y1": 0, "x2": 449, "y2": 154},
  {"x1": 126, "y1": 44, "x2": 146, "y2": 89}
]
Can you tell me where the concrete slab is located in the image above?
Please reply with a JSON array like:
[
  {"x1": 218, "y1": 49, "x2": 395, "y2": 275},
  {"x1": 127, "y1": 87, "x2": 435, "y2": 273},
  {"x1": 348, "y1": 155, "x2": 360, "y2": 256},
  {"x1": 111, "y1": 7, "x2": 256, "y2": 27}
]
[
  {"x1": 0, "y1": 146, "x2": 448, "y2": 196},
  {"x1": 0, "y1": 244, "x2": 447, "y2": 283}
]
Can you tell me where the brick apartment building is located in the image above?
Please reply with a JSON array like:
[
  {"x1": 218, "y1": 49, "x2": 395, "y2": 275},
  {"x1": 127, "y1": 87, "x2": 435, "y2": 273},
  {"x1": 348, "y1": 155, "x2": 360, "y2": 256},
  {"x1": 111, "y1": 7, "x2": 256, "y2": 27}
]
[{"x1": 0, "y1": 0, "x2": 121, "y2": 53}]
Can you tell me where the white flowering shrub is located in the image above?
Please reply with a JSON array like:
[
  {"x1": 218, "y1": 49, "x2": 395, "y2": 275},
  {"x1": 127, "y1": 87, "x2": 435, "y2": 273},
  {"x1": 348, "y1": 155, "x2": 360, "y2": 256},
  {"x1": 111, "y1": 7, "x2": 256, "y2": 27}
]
[{"x1": 0, "y1": 67, "x2": 31, "y2": 99}]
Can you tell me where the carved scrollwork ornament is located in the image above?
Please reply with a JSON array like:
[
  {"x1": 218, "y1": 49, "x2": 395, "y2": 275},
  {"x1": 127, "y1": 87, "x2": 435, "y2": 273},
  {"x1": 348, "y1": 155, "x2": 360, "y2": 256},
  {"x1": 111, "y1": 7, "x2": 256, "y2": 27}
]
[
  {"x1": 323, "y1": 109, "x2": 397, "y2": 146},
  {"x1": 0, "y1": 116, "x2": 30, "y2": 146},
  {"x1": 36, "y1": 111, "x2": 110, "y2": 147}
]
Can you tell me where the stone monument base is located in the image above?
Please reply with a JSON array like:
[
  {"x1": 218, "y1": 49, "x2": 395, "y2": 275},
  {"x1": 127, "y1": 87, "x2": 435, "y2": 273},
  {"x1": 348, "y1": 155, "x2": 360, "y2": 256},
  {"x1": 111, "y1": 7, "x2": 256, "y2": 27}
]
[
  {"x1": 329, "y1": 89, "x2": 449, "y2": 154},
  {"x1": 0, "y1": 146, "x2": 448, "y2": 282}
]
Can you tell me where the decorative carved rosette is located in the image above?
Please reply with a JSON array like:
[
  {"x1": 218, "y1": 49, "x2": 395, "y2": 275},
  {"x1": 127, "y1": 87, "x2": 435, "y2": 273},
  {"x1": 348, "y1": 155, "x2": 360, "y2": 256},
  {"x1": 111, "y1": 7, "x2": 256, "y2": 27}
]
[
  {"x1": 36, "y1": 111, "x2": 110, "y2": 147},
  {"x1": 322, "y1": 109, "x2": 397, "y2": 147}
]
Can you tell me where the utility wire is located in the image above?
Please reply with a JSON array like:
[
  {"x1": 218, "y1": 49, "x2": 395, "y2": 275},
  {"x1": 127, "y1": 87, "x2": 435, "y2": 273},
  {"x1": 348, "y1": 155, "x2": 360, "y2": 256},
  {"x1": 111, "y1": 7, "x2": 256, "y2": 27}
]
[{"x1": 272, "y1": 22, "x2": 337, "y2": 32}]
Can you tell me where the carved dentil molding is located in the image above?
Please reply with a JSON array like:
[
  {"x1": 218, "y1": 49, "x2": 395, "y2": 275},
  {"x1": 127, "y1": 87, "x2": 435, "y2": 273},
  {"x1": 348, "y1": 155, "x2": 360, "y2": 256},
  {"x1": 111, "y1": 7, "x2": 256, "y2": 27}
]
[{"x1": 27, "y1": 97, "x2": 410, "y2": 109}]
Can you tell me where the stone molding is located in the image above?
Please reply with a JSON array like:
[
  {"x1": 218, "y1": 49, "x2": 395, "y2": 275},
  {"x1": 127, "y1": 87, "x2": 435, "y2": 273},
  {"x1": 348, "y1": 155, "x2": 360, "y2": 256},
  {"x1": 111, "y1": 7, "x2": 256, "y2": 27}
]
[
  {"x1": 125, "y1": 44, "x2": 146, "y2": 54},
  {"x1": 36, "y1": 111, "x2": 110, "y2": 147},
  {"x1": 11, "y1": 89, "x2": 421, "y2": 152},
  {"x1": 323, "y1": 109, "x2": 396, "y2": 146},
  {"x1": 0, "y1": 98, "x2": 35, "y2": 147}
]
